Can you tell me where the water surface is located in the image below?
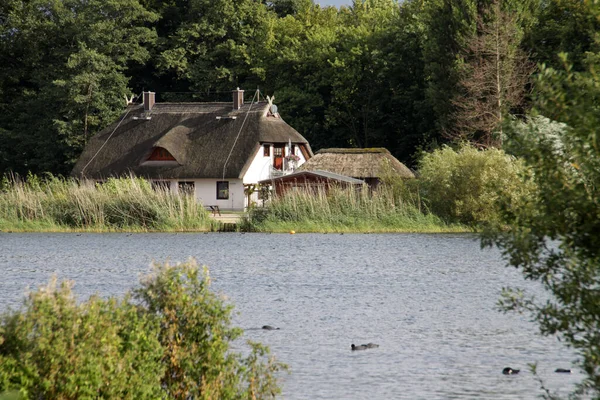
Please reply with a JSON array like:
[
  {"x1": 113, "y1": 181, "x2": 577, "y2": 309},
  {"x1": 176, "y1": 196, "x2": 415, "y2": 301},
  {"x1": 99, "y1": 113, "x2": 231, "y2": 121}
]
[{"x1": 0, "y1": 233, "x2": 579, "y2": 399}]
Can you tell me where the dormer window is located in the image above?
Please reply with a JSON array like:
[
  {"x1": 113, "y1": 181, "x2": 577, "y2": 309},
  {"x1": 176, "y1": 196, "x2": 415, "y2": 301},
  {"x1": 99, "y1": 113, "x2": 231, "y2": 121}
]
[{"x1": 148, "y1": 147, "x2": 176, "y2": 161}]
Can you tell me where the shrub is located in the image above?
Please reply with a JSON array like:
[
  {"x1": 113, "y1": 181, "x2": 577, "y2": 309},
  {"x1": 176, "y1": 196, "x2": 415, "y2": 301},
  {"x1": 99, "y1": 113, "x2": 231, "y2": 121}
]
[
  {"x1": 418, "y1": 144, "x2": 533, "y2": 226},
  {"x1": 0, "y1": 260, "x2": 285, "y2": 399},
  {"x1": 0, "y1": 279, "x2": 164, "y2": 399}
]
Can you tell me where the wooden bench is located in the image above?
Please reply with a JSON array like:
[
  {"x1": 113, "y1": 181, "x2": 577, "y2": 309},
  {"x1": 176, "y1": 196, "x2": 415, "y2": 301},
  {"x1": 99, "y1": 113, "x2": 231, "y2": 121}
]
[{"x1": 206, "y1": 205, "x2": 221, "y2": 216}]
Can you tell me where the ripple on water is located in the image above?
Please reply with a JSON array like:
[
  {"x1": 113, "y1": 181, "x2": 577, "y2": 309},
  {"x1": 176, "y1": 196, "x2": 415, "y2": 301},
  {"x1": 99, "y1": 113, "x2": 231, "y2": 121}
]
[{"x1": 0, "y1": 232, "x2": 578, "y2": 399}]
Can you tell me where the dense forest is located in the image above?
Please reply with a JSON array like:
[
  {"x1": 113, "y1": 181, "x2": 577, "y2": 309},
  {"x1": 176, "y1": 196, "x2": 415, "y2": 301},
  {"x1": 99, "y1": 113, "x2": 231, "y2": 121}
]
[{"x1": 0, "y1": 0, "x2": 598, "y2": 176}]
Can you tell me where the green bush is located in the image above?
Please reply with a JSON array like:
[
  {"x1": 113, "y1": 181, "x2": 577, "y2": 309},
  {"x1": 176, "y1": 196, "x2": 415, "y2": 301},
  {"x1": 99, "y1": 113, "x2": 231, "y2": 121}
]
[
  {"x1": 0, "y1": 260, "x2": 285, "y2": 399},
  {"x1": 418, "y1": 144, "x2": 533, "y2": 226}
]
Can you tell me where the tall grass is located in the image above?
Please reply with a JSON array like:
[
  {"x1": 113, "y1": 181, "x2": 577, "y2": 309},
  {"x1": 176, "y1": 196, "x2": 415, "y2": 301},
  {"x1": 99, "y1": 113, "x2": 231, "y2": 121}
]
[
  {"x1": 0, "y1": 175, "x2": 211, "y2": 232},
  {"x1": 246, "y1": 183, "x2": 469, "y2": 233}
]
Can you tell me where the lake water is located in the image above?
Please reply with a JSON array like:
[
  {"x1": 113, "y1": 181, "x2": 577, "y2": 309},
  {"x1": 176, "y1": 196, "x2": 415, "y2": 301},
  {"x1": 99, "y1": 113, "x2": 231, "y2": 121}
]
[{"x1": 0, "y1": 233, "x2": 580, "y2": 399}]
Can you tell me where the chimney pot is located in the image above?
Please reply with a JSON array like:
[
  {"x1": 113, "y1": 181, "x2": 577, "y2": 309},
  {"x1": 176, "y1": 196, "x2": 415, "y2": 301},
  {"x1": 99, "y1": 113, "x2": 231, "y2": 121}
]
[
  {"x1": 233, "y1": 88, "x2": 244, "y2": 110},
  {"x1": 143, "y1": 91, "x2": 155, "y2": 112}
]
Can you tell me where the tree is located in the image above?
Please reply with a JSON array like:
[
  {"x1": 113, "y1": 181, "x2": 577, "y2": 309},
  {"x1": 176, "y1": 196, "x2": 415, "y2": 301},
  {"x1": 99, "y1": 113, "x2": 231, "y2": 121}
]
[
  {"x1": 450, "y1": 0, "x2": 534, "y2": 148},
  {"x1": 421, "y1": 0, "x2": 538, "y2": 144},
  {"x1": 155, "y1": 0, "x2": 277, "y2": 98},
  {"x1": 422, "y1": 0, "x2": 478, "y2": 137},
  {"x1": 373, "y1": 0, "x2": 437, "y2": 165},
  {"x1": 262, "y1": 0, "x2": 436, "y2": 166},
  {"x1": 323, "y1": 0, "x2": 399, "y2": 149},
  {"x1": 265, "y1": 0, "x2": 312, "y2": 17},
  {"x1": 0, "y1": 0, "x2": 158, "y2": 176},
  {"x1": 526, "y1": 0, "x2": 600, "y2": 72},
  {"x1": 484, "y1": 5, "x2": 600, "y2": 394},
  {"x1": 258, "y1": 2, "x2": 339, "y2": 150}
]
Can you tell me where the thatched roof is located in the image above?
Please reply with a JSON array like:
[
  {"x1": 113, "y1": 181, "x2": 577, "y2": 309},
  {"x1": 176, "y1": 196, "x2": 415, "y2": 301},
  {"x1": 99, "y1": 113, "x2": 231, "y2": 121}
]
[
  {"x1": 258, "y1": 170, "x2": 364, "y2": 185},
  {"x1": 298, "y1": 148, "x2": 414, "y2": 179},
  {"x1": 71, "y1": 101, "x2": 312, "y2": 179}
]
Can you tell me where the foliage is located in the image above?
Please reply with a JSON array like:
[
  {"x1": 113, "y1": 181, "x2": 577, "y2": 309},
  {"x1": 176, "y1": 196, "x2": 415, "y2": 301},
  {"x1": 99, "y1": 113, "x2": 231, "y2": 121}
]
[
  {"x1": 526, "y1": 0, "x2": 600, "y2": 71},
  {"x1": 0, "y1": 0, "x2": 595, "y2": 176},
  {"x1": 0, "y1": 0, "x2": 158, "y2": 176},
  {"x1": 0, "y1": 278, "x2": 165, "y2": 399},
  {"x1": 418, "y1": 144, "x2": 533, "y2": 226},
  {"x1": 245, "y1": 183, "x2": 467, "y2": 233},
  {"x1": 134, "y1": 260, "x2": 285, "y2": 399},
  {"x1": 154, "y1": 0, "x2": 277, "y2": 95},
  {"x1": 0, "y1": 259, "x2": 285, "y2": 399},
  {"x1": 422, "y1": 0, "x2": 538, "y2": 143},
  {"x1": 483, "y1": 36, "x2": 600, "y2": 396},
  {"x1": 450, "y1": 0, "x2": 534, "y2": 147},
  {"x1": 421, "y1": 0, "x2": 476, "y2": 136},
  {"x1": 0, "y1": 175, "x2": 211, "y2": 231}
]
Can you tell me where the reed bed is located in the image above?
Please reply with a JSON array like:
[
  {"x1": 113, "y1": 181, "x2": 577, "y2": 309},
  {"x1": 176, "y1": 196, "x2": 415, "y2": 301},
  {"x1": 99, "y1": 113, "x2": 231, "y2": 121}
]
[
  {"x1": 0, "y1": 175, "x2": 211, "y2": 232},
  {"x1": 246, "y1": 184, "x2": 469, "y2": 233}
]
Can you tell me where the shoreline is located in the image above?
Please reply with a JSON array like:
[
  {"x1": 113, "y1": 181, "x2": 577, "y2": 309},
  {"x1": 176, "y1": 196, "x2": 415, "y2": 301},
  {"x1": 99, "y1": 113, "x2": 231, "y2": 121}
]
[{"x1": 0, "y1": 223, "x2": 473, "y2": 234}]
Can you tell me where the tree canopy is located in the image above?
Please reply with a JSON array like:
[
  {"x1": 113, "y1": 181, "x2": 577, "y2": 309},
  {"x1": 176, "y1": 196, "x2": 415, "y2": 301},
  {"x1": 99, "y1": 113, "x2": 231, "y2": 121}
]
[
  {"x1": 1, "y1": 0, "x2": 572, "y2": 175},
  {"x1": 0, "y1": 0, "x2": 593, "y2": 177}
]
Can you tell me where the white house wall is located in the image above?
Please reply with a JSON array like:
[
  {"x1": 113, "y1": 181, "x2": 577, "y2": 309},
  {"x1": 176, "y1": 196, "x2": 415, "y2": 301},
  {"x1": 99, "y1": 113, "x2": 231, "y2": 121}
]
[
  {"x1": 242, "y1": 144, "x2": 308, "y2": 184},
  {"x1": 241, "y1": 144, "x2": 308, "y2": 208},
  {"x1": 158, "y1": 178, "x2": 245, "y2": 211},
  {"x1": 148, "y1": 143, "x2": 309, "y2": 211},
  {"x1": 194, "y1": 179, "x2": 244, "y2": 210},
  {"x1": 243, "y1": 147, "x2": 274, "y2": 184}
]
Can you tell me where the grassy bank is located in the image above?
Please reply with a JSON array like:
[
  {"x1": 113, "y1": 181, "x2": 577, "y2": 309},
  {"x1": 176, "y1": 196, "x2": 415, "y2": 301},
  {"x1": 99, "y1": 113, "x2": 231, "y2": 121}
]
[
  {"x1": 0, "y1": 176, "x2": 470, "y2": 234},
  {"x1": 0, "y1": 175, "x2": 212, "y2": 232},
  {"x1": 243, "y1": 185, "x2": 470, "y2": 233}
]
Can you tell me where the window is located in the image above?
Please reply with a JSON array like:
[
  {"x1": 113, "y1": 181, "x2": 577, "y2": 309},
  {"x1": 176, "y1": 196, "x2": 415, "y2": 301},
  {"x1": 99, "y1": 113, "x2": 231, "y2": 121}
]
[
  {"x1": 148, "y1": 147, "x2": 176, "y2": 161},
  {"x1": 152, "y1": 181, "x2": 171, "y2": 191},
  {"x1": 274, "y1": 146, "x2": 283, "y2": 157},
  {"x1": 263, "y1": 144, "x2": 270, "y2": 157},
  {"x1": 291, "y1": 144, "x2": 296, "y2": 155},
  {"x1": 178, "y1": 181, "x2": 194, "y2": 196},
  {"x1": 217, "y1": 181, "x2": 229, "y2": 200}
]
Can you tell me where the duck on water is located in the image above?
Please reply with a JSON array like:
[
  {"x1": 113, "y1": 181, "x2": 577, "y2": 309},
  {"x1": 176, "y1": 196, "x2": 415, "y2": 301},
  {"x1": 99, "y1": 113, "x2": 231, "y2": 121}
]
[
  {"x1": 503, "y1": 367, "x2": 572, "y2": 375},
  {"x1": 502, "y1": 367, "x2": 520, "y2": 375},
  {"x1": 262, "y1": 325, "x2": 280, "y2": 330},
  {"x1": 351, "y1": 343, "x2": 379, "y2": 351}
]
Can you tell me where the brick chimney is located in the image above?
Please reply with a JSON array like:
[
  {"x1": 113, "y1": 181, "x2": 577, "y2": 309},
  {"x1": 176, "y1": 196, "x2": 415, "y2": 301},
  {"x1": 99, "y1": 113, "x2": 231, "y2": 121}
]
[
  {"x1": 143, "y1": 91, "x2": 155, "y2": 112},
  {"x1": 232, "y1": 88, "x2": 244, "y2": 110}
]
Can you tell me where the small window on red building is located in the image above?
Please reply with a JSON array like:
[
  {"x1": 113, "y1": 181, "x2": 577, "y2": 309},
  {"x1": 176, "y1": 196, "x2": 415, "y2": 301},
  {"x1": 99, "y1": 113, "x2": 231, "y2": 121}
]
[
  {"x1": 263, "y1": 144, "x2": 270, "y2": 157},
  {"x1": 148, "y1": 147, "x2": 176, "y2": 161}
]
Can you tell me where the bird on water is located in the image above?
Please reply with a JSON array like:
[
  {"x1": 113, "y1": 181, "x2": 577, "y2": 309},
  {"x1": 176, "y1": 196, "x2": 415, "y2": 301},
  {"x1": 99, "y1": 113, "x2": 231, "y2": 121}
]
[
  {"x1": 502, "y1": 367, "x2": 520, "y2": 375},
  {"x1": 555, "y1": 368, "x2": 571, "y2": 373},
  {"x1": 262, "y1": 325, "x2": 280, "y2": 330},
  {"x1": 351, "y1": 343, "x2": 379, "y2": 351}
]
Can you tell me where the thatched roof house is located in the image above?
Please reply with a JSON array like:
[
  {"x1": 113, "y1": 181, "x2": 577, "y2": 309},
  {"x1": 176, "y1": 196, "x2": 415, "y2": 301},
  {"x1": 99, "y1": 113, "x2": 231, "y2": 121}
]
[
  {"x1": 298, "y1": 148, "x2": 414, "y2": 187},
  {"x1": 258, "y1": 170, "x2": 364, "y2": 197},
  {"x1": 72, "y1": 90, "x2": 313, "y2": 210}
]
